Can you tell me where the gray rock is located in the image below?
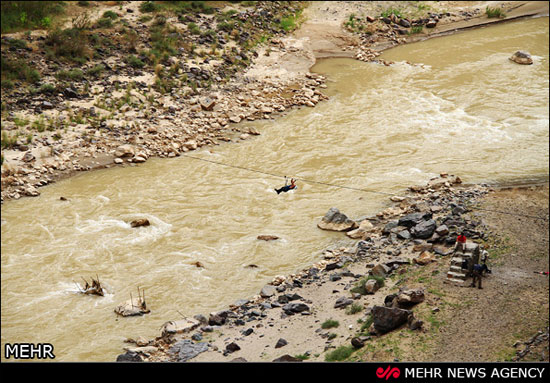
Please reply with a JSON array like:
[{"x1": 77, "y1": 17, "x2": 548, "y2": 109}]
[
  {"x1": 411, "y1": 219, "x2": 436, "y2": 239},
  {"x1": 116, "y1": 351, "x2": 142, "y2": 362},
  {"x1": 382, "y1": 220, "x2": 399, "y2": 235},
  {"x1": 317, "y1": 208, "x2": 358, "y2": 232},
  {"x1": 399, "y1": 18, "x2": 411, "y2": 28},
  {"x1": 398, "y1": 212, "x2": 431, "y2": 228},
  {"x1": 334, "y1": 296, "x2": 353, "y2": 309},
  {"x1": 351, "y1": 335, "x2": 371, "y2": 348},
  {"x1": 435, "y1": 224, "x2": 449, "y2": 236},
  {"x1": 272, "y1": 354, "x2": 302, "y2": 362},
  {"x1": 282, "y1": 302, "x2": 310, "y2": 314},
  {"x1": 225, "y1": 342, "x2": 241, "y2": 353},
  {"x1": 260, "y1": 284, "x2": 277, "y2": 298},
  {"x1": 397, "y1": 229, "x2": 411, "y2": 240},
  {"x1": 275, "y1": 338, "x2": 288, "y2": 348},
  {"x1": 208, "y1": 313, "x2": 225, "y2": 326},
  {"x1": 169, "y1": 340, "x2": 209, "y2": 362}
]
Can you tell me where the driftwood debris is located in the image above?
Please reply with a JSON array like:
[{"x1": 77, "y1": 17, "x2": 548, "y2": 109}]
[
  {"x1": 115, "y1": 286, "x2": 151, "y2": 317},
  {"x1": 76, "y1": 275, "x2": 105, "y2": 296}
]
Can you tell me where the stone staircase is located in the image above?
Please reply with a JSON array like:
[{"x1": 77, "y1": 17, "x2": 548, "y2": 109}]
[{"x1": 445, "y1": 242, "x2": 480, "y2": 287}]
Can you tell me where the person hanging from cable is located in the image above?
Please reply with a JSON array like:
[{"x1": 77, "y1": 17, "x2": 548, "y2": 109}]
[{"x1": 275, "y1": 176, "x2": 297, "y2": 194}]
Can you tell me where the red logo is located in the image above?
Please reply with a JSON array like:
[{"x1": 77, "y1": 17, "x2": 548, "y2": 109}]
[{"x1": 376, "y1": 366, "x2": 401, "y2": 380}]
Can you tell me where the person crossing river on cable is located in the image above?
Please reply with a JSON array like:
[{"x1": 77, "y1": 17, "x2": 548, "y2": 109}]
[{"x1": 275, "y1": 177, "x2": 297, "y2": 194}]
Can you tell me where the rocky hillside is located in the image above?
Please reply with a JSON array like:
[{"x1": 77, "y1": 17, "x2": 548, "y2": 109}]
[{"x1": 1, "y1": 1, "x2": 325, "y2": 201}]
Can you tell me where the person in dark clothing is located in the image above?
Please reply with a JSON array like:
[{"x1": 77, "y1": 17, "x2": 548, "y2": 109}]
[
  {"x1": 275, "y1": 177, "x2": 297, "y2": 194},
  {"x1": 471, "y1": 263, "x2": 489, "y2": 289}
]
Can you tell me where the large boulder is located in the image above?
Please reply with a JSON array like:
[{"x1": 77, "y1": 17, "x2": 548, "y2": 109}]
[
  {"x1": 411, "y1": 219, "x2": 436, "y2": 239},
  {"x1": 371, "y1": 306, "x2": 411, "y2": 334},
  {"x1": 509, "y1": 50, "x2": 533, "y2": 65},
  {"x1": 317, "y1": 208, "x2": 358, "y2": 232}
]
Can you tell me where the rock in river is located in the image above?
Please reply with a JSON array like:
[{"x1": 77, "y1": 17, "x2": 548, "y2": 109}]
[
  {"x1": 509, "y1": 50, "x2": 533, "y2": 65},
  {"x1": 317, "y1": 208, "x2": 358, "y2": 232}
]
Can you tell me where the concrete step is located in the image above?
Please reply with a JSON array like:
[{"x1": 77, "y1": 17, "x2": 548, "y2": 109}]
[
  {"x1": 444, "y1": 278, "x2": 466, "y2": 286},
  {"x1": 450, "y1": 265, "x2": 464, "y2": 273},
  {"x1": 447, "y1": 271, "x2": 466, "y2": 280},
  {"x1": 451, "y1": 257, "x2": 464, "y2": 266}
]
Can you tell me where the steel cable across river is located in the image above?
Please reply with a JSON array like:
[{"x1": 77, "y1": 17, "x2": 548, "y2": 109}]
[{"x1": 1, "y1": 16, "x2": 548, "y2": 362}]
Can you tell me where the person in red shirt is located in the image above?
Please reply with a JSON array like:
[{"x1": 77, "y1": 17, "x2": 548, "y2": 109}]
[
  {"x1": 275, "y1": 177, "x2": 297, "y2": 194},
  {"x1": 454, "y1": 232, "x2": 467, "y2": 253}
]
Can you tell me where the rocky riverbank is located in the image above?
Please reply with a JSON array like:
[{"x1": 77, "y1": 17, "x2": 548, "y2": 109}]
[
  {"x1": 2, "y1": 1, "x2": 547, "y2": 202},
  {"x1": 115, "y1": 177, "x2": 549, "y2": 362}
]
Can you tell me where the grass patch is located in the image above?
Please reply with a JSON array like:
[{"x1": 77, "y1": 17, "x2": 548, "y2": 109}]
[
  {"x1": 1, "y1": 131, "x2": 19, "y2": 149},
  {"x1": 1, "y1": 55, "x2": 41, "y2": 84},
  {"x1": 1, "y1": 1, "x2": 66, "y2": 34},
  {"x1": 127, "y1": 55, "x2": 145, "y2": 68},
  {"x1": 321, "y1": 319, "x2": 340, "y2": 329},
  {"x1": 325, "y1": 345, "x2": 354, "y2": 362},
  {"x1": 359, "y1": 314, "x2": 374, "y2": 334},
  {"x1": 56, "y1": 68, "x2": 84, "y2": 81},
  {"x1": 381, "y1": 7, "x2": 403, "y2": 19},
  {"x1": 486, "y1": 6, "x2": 506, "y2": 19},
  {"x1": 409, "y1": 25, "x2": 423, "y2": 34},
  {"x1": 44, "y1": 26, "x2": 91, "y2": 63},
  {"x1": 346, "y1": 303, "x2": 364, "y2": 315}
]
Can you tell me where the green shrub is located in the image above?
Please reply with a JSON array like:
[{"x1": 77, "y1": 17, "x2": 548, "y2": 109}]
[
  {"x1": 45, "y1": 27, "x2": 90, "y2": 62},
  {"x1": 1, "y1": 56, "x2": 41, "y2": 84},
  {"x1": 279, "y1": 16, "x2": 296, "y2": 32},
  {"x1": 325, "y1": 346, "x2": 354, "y2": 362},
  {"x1": 38, "y1": 83, "x2": 56, "y2": 93},
  {"x1": 127, "y1": 55, "x2": 145, "y2": 68},
  {"x1": 140, "y1": 1, "x2": 159, "y2": 13},
  {"x1": 85, "y1": 64, "x2": 105, "y2": 77},
  {"x1": 486, "y1": 6, "x2": 506, "y2": 18},
  {"x1": 4, "y1": 38, "x2": 29, "y2": 49},
  {"x1": 321, "y1": 319, "x2": 340, "y2": 329},
  {"x1": 1, "y1": 1, "x2": 66, "y2": 33},
  {"x1": 102, "y1": 10, "x2": 118, "y2": 19},
  {"x1": 346, "y1": 303, "x2": 363, "y2": 315},
  {"x1": 56, "y1": 68, "x2": 84, "y2": 81},
  {"x1": 96, "y1": 17, "x2": 113, "y2": 28},
  {"x1": 410, "y1": 25, "x2": 423, "y2": 34},
  {"x1": 381, "y1": 7, "x2": 403, "y2": 18},
  {"x1": 187, "y1": 22, "x2": 200, "y2": 35}
]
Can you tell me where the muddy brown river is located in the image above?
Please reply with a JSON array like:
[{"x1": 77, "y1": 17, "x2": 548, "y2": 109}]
[{"x1": 1, "y1": 17, "x2": 548, "y2": 361}]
